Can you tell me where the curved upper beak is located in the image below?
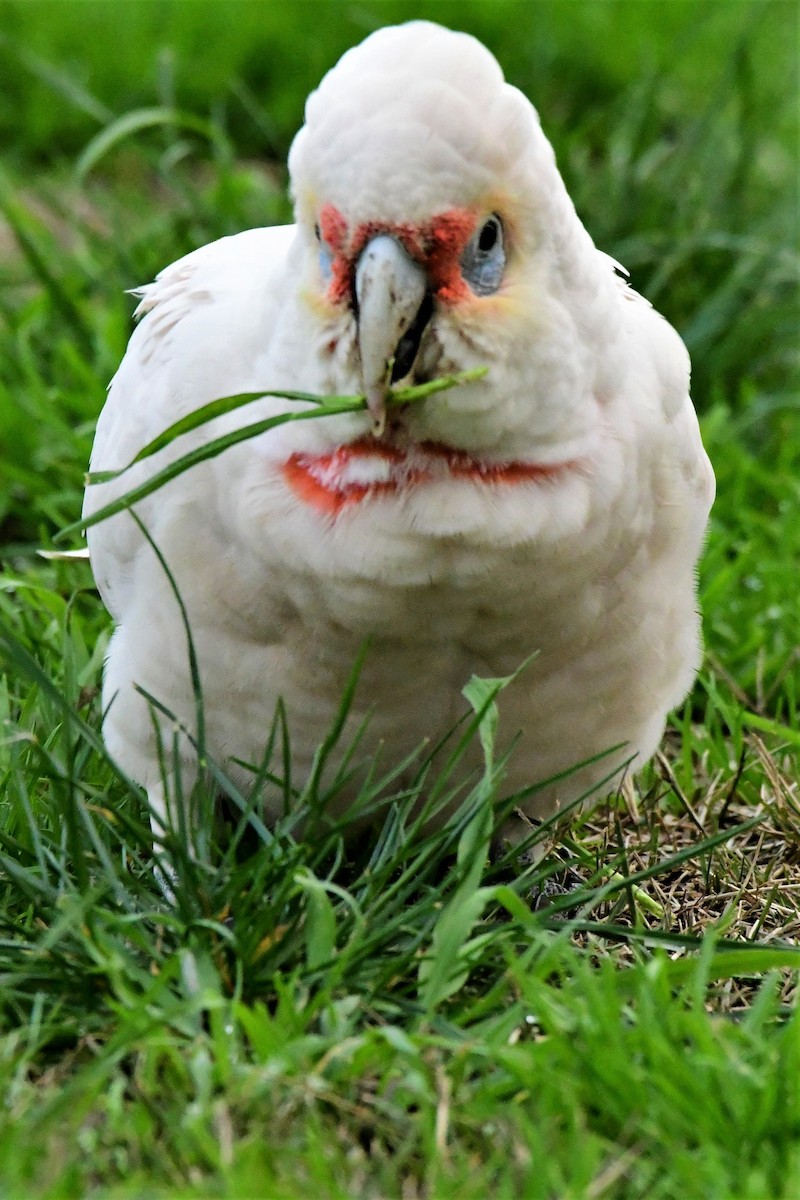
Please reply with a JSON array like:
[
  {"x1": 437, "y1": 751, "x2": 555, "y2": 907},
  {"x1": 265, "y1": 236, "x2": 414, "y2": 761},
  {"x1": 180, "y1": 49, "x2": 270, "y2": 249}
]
[{"x1": 354, "y1": 235, "x2": 429, "y2": 435}]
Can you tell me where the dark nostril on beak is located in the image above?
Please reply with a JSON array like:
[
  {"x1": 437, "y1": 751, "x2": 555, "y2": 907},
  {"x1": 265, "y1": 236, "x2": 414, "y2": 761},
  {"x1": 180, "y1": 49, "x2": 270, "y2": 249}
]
[{"x1": 390, "y1": 291, "x2": 434, "y2": 383}]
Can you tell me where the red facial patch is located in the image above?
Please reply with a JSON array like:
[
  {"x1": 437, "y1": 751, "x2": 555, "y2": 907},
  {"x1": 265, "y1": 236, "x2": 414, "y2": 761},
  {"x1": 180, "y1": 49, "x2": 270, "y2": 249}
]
[
  {"x1": 319, "y1": 204, "x2": 351, "y2": 305},
  {"x1": 422, "y1": 210, "x2": 476, "y2": 303},
  {"x1": 319, "y1": 203, "x2": 476, "y2": 306},
  {"x1": 283, "y1": 437, "x2": 575, "y2": 517}
]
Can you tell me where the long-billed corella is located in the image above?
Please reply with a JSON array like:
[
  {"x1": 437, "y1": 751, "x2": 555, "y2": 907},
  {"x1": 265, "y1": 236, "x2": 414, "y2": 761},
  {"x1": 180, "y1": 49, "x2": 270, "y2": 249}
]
[{"x1": 84, "y1": 20, "x2": 714, "y2": 857}]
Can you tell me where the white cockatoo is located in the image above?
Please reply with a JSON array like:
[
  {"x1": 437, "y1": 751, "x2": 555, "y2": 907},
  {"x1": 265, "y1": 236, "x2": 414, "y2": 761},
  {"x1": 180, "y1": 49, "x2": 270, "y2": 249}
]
[{"x1": 84, "y1": 21, "x2": 714, "y2": 849}]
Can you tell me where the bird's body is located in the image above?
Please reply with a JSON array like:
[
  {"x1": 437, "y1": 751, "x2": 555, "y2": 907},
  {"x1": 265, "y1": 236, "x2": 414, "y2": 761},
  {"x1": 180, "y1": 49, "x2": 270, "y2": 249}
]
[{"x1": 85, "y1": 22, "x2": 714, "y2": 834}]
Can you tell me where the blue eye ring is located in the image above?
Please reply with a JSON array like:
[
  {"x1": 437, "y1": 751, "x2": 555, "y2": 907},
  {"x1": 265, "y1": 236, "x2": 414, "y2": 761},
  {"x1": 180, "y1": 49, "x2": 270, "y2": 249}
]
[
  {"x1": 315, "y1": 223, "x2": 334, "y2": 284},
  {"x1": 461, "y1": 214, "x2": 505, "y2": 296}
]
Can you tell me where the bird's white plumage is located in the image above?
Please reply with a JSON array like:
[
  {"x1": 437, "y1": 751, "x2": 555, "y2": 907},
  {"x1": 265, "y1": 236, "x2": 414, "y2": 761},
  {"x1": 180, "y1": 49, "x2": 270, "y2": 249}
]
[{"x1": 84, "y1": 21, "x2": 714, "y2": 837}]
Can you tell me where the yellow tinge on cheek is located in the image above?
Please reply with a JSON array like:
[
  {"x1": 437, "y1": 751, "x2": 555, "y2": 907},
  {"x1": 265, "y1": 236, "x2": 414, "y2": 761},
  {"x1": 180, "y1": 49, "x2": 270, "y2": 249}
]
[
  {"x1": 456, "y1": 278, "x2": 526, "y2": 332},
  {"x1": 302, "y1": 285, "x2": 340, "y2": 318},
  {"x1": 494, "y1": 261, "x2": 552, "y2": 328}
]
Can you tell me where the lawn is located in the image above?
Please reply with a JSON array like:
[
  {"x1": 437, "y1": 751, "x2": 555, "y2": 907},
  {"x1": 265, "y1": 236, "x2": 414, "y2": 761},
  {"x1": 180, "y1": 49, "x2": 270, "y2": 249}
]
[{"x1": 0, "y1": 2, "x2": 798, "y2": 1197}]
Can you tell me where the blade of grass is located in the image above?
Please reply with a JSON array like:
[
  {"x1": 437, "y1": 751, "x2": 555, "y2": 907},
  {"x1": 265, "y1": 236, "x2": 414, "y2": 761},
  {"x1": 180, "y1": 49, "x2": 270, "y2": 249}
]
[
  {"x1": 741, "y1": 711, "x2": 800, "y2": 749},
  {"x1": 76, "y1": 107, "x2": 231, "y2": 179},
  {"x1": 62, "y1": 369, "x2": 487, "y2": 540},
  {"x1": 88, "y1": 367, "x2": 489, "y2": 481}
]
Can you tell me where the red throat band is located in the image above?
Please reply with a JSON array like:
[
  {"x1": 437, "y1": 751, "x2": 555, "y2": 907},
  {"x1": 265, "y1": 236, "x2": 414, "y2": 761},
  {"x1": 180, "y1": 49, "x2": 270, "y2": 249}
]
[{"x1": 283, "y1": 438, "x2": 576, "y2": 516}]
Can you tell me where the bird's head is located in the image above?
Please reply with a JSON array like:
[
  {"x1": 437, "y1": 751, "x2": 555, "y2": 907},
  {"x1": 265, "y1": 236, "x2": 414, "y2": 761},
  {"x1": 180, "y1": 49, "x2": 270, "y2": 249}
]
[{"x1": 275, "y1": 22, "x2": 619, "y2": 533}]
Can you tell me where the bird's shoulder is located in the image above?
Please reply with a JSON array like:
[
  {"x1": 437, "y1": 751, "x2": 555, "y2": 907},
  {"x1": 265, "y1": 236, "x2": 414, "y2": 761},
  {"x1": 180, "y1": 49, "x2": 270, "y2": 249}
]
[
  {"x1": 92, "y1": 224, "x2": 297, "y2": 467},
  {"x1": 84, "y1": 224, "x2": 297, "y2": 617},
  {"x1": 608, "y1": 261, "x2": 715, "y2": 516},
  {"x1": 131, "y1": 225, "x2": 295, "y2": 347}
]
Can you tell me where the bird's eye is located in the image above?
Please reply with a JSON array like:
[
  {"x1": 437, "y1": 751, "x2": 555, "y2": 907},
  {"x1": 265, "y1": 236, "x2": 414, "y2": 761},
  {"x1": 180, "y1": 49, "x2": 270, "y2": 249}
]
[
  {"x1": 461, "y1": 215, "x2": 505, "y2": 296},
  {"x1": 478, "y1": 218, "x2": 499, "y2": 252}
]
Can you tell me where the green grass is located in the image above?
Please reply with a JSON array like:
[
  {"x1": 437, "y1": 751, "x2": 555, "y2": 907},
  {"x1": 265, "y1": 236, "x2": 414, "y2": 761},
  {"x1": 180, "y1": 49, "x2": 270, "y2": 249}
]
[{"x1": 1, "y1": 2, "x2": 799, "y2": 1197}]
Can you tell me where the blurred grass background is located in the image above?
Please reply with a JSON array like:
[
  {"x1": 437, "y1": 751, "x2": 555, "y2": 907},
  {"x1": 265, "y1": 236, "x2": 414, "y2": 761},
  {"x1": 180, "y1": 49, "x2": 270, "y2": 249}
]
[
  {"x1": 0, "y1": 6, "x2": 798, "y2": 1195},
  {"x1": 1, "y1": 0, "x2": 796, "y2": 168}
]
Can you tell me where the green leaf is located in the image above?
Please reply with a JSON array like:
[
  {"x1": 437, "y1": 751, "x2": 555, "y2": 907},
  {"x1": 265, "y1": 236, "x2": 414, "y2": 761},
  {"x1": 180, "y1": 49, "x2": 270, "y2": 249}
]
[
  {"x1": 418, "y1": 885, "x2": 495, "y2": 1011},
  {"x1": 295, "y1": 872, "x2": 337, "y2": 971}
]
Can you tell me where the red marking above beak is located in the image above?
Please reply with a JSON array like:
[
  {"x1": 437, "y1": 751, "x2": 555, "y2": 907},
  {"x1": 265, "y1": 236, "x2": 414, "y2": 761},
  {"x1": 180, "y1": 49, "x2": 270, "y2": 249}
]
[{"x1": 319, "y1": 204, "x2": 476, "y2": 306}]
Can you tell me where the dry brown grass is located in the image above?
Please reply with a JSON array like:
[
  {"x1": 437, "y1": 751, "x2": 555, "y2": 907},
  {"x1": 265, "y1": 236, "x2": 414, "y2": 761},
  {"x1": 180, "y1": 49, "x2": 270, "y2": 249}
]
[{"x1": 568, "y1": 728, "x2": 800, "y2": 1009}]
